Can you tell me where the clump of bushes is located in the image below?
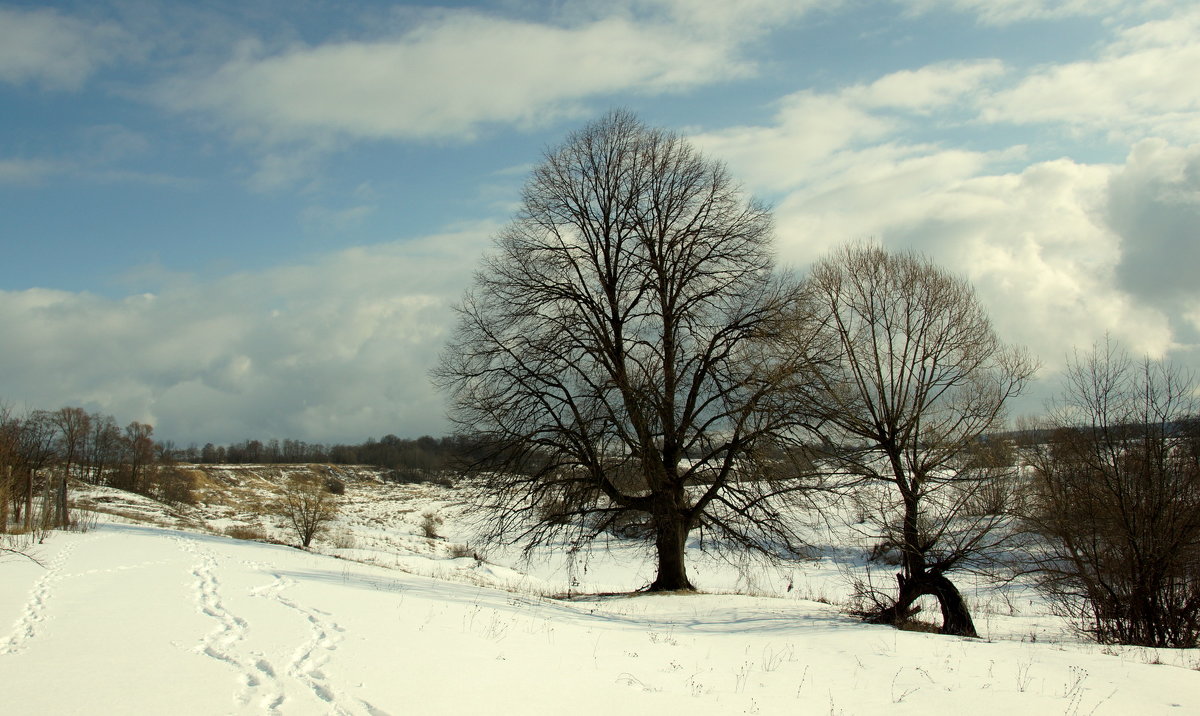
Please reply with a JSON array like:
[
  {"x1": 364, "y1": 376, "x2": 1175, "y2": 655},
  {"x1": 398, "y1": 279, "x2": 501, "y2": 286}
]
[{"x1": 419, "y1": 509, "x2": 443, "y2": 539}]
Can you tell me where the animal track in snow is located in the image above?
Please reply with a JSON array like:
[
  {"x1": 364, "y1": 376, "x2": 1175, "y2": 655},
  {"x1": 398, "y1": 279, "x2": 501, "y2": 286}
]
[
  {"x1": 1, "y1": 538, "x2": 82, "y2": 654},
  {"x1": 248, "y1": 567, "x2": 384, "y2": 715},
  {"x1": 176, "y1": 537, "x2": 285, "y2": 711}
]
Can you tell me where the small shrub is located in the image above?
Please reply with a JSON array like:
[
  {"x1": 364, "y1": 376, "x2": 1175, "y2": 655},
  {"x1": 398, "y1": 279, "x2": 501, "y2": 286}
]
[
  {"x1": 420, "y1": 510, "x2": 443, "y2": 539},
  {"x1": 65, "y1": 507, "x2": 99, "y2": 533},
  {"x1": 447, "y1": 543, "x2": 476, "y2": 559},
  {"x1": 325, "y1": 477, "x2": 346, "y2": 495},
  {"x1": 225, "y1": 525, "x2": 267, "y2": 541},
  {"x1": 330, "y1": 528, "x2": 356, "y2": 549}
]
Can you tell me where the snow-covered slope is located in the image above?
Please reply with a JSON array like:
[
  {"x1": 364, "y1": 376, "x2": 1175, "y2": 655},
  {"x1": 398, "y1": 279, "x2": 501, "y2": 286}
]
[{"x1": 2, "y1": 469, "x2": 1198, "y2": 714}]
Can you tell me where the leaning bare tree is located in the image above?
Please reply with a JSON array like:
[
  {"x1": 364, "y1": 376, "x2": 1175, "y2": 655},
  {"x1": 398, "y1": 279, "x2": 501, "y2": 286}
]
[
  {"x1": 435, "y1": 110, "x2": 814, "y2": 591},
  {"x1": 791, "y1": 243, "x2": 1034, "y2": 636},
  {"x1": 1021, "y1": 339, "x2": 1200, "y2": 647}
]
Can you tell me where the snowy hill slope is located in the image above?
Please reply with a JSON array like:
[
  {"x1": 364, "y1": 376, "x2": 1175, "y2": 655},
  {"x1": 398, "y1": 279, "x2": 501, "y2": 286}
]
[{"x1": 2, "y1": 468, "x2": 1199, "y2": 714}]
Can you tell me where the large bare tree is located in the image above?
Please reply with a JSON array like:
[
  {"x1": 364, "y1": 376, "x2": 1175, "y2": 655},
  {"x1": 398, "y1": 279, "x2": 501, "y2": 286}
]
[
  {"x1": 792, "y1": 244, "x2": 1034, "y2": 635},
  {"x1": 49, "y1": 407, "x2": 90, "y2": 527},
  {"x1": 435, "y1": 110, "x2": 812, "y2": 591}
]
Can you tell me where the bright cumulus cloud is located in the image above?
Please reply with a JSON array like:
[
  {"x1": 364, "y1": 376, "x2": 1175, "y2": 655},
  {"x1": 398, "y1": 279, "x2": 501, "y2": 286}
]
[{"x1": 1, "y1": 0, "x2": 1198, "y2": 443}]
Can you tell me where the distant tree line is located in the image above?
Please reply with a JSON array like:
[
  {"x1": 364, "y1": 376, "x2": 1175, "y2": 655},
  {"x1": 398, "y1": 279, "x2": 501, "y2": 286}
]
[{"x1": 180, "y1": 434, "x2": 478, "y2": 479}]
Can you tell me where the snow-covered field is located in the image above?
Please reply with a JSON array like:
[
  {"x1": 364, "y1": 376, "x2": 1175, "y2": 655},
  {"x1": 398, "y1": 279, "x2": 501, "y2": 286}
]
[{"x1": 2, "y1": 469, "x2": 1198, "y2": 714}]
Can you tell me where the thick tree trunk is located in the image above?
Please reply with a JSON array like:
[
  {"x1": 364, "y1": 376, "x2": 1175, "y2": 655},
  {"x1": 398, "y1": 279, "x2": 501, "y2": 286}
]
[
  {"x1": 647, "y1": 509, "x2": 694, "y2": 591},
  {"x1": 869, "y1": 570, "x2": 979, "y2": 637}
]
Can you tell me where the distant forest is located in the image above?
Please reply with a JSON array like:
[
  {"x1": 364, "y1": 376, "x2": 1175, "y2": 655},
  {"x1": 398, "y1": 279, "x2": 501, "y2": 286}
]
[
  {"x1": 2, "y1": 402, "x2": 472, "y2": 484},
  {"x1": 176, "y1": 434, "x2": 472, "y2": 475}
]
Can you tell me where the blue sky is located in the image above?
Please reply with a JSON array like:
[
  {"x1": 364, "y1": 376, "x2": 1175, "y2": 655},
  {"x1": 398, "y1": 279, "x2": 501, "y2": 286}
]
[{"x1": 2, "y1": 0, "x2": 1198, "y2": 444}]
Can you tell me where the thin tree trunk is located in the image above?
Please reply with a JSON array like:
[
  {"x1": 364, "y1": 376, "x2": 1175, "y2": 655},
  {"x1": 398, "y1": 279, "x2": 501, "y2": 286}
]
[
  {"x1": 24, "y1": 471, "x2": 33, "y2": 531},
  {"x1": 1, "y1": 465, "x2": 9, "y2": 533}
]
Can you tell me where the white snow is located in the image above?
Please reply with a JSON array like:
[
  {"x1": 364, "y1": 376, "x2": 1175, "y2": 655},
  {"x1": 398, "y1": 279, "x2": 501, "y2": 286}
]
[{"x1": 2, "y1": 475, "x2": 1199, "y2": 715}]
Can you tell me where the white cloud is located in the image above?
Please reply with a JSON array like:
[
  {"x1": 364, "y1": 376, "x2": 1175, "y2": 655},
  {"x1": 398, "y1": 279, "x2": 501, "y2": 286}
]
[
  {"x1": 980, "y1": 8, "x2": 1200, "y2": 141},
  {"x1": 155, "y1": 9, "x2": 770, "y2": 146},
  {"x1": 844, "y1": 60, "x2": 1006, "y2": 112},
  {"x1": 825, "y1": 157, "x2": 1174, "y2": 369},
  {"x1": 0, "y1": 227, "x2": 494, "y2": 444},
  {"x1": 0, "y1": 6, "x2": 129, "y2": 90}
]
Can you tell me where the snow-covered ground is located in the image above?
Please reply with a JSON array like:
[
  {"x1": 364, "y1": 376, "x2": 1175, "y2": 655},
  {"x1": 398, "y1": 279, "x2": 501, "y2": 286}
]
[{"x1": 2, "y1": 469, "x2": 1198, "y2": 714}]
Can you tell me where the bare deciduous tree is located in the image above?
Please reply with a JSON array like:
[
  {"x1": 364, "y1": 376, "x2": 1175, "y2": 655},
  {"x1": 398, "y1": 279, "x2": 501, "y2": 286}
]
[
  {"x1": 13, "y1": 410, "x2": 57, "y2": 533},
  {"x1": 111, "y1": 421, "x2": 155, "y2": 494},
  {"x1": 49, "y1": 407, "x2": 90, "y2": 527},
  {"x1": 791, "y1": 243, "x2": 1034, "y2": 636},
  {"x1": 435, "y1": 110, "x2": 814, "y2": 591},
  {"x1": 1021, "y1": 340, "x2": 1200, "y2": 647},
  {"x1": 276, "y1": 475, "x2": 339, "y2": 549},
  {"x1": 0, "y1": 403, "x2": 16, "y2": 533}
]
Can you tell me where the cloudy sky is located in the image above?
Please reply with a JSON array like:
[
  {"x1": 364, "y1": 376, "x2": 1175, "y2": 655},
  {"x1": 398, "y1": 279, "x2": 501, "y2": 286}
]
[{"x1": 2, "y1": 0, "x2": 1197, "y2": 445}]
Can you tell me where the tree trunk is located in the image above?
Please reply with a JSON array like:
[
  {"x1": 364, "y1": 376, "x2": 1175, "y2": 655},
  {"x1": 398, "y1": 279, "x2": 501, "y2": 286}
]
[
  {"x1": 1, "y1": 464, "x2": 9, "y2": 533},
  {"x1": 55, "y1": 475, "x2": 69, "y2": 528},
  {"x1": 24, "y1": 471, "x2": 33, "y2": 531},
  {"x1": 869, "y1": 570, "x2": 979, "y2": 638},
  {"x1": 647, "y1": 508, "x2": 693, "y2": 591}
]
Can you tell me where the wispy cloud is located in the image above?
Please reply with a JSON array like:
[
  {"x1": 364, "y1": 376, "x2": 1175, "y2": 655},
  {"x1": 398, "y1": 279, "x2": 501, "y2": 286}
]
[
  {"x1": 0, "y1": 6, "x2": 131, "y2": 90},
  {"x1": 0, "y1": 158, "x2": 63, "y2": 186}
]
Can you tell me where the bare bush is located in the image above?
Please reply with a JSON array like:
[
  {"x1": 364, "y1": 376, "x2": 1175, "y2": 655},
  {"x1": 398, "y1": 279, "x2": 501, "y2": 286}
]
[
  {"x1": 447, "y1": 543, "x2": 476, "y2": 559},
  {"x1": 329, "y1": 528, "x2": 357, "y2": 550},
  {"x1": 225, "y1": 525, "x2": 268, "y2": 542},
  {"x1": 1022, "y1": 339, "x2": 1200, "y2": 648},
  {"x1": 419, "y1": 510, "x2": 443, "y2": 540}
]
